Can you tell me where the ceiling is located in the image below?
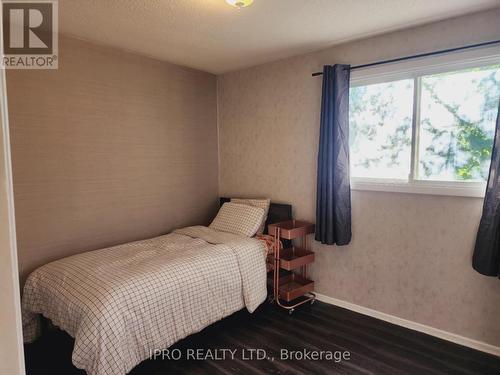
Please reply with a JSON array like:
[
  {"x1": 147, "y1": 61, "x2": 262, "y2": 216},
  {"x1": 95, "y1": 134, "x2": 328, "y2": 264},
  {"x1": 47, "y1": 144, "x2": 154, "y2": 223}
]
[{"x1": 59, "y1": 0, "x2": 500, "y2": 74}]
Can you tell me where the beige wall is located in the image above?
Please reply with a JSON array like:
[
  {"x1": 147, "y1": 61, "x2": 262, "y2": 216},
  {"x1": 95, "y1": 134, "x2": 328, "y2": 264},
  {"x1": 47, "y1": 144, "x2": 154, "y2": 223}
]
[
  {"x1": 7, "y1": 36, "x2": 219, "y2": 282},
  {"x1": 218, "y1": 8, "x2": 500, "y2": 347}
]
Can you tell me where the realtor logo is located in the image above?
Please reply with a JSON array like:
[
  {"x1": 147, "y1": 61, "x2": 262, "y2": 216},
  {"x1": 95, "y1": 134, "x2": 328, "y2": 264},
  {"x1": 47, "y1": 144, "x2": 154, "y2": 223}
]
[{"x1": 2, "y1": 0, "x2": 58, "y2": 69}]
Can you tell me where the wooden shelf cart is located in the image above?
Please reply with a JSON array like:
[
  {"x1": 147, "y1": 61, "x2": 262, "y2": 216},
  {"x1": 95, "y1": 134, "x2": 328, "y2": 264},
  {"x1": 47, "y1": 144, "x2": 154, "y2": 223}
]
[{"x1": 268, "y1": 220, "x2": 316, "y2": 314}]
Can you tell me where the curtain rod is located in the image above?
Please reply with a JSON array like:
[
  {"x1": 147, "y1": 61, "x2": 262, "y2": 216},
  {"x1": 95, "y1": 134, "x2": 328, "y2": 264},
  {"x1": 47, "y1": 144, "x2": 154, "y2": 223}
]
[{"x1": 311, "y1": 39, "x2": 500, "y2": 77}]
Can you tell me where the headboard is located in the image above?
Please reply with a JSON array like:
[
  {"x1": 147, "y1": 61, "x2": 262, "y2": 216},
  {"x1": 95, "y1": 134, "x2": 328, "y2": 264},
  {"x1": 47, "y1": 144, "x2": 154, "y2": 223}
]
[{"x1": 219, "y1": 197, "x2": 292, "y2": 235}]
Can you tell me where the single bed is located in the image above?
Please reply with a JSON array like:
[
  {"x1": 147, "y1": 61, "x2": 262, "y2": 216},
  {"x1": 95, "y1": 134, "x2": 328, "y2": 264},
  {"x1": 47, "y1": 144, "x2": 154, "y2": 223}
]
[{"x1": 21, "y1": 199, "x2": 292, "y2": 375}]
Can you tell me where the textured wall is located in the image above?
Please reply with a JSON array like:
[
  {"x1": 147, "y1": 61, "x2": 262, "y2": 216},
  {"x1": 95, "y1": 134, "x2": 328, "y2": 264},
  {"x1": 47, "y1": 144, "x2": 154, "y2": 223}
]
[
  {"x1": 8, "y1": 36, "x2": 219, "y2": 282},
  {"x1": 218, "y1": 8, "x2": 500, "y2": 346}
]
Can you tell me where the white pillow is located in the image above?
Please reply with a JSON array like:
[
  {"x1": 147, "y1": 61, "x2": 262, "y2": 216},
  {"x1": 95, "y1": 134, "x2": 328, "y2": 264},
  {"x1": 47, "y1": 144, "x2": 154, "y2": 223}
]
[
  {"x1": 210, "y1": 202, "x2": 265, "y2": 237},
  {"x1": 231, "y1": 198, "x2": 271, "y2": 235}
]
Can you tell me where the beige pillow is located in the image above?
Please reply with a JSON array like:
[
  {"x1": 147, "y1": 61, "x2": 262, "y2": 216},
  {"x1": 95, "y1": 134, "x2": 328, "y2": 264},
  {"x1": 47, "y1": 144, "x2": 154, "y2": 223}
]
[
  {"x1": 210, "y1": 202, "x2": 265, "y2": 237},
  {"x1": 231, "y1": 198, "x2": 271, "y2": 235}
]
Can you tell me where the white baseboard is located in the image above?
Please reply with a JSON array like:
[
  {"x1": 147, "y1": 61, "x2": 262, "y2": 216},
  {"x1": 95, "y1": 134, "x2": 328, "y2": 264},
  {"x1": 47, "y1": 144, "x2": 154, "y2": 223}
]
[{"x1": 315, "y1": 293, "x2": 500, "y2": 357}]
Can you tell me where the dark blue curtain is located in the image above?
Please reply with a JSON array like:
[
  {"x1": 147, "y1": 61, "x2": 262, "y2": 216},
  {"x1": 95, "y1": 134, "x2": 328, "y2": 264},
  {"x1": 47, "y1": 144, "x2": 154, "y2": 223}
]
[
  {"x1": 315, "y1": 64, "x2": 352, "y2": 246},
  {"x1": 473, "y1": 100, "x2": 500, "y2": 277}
]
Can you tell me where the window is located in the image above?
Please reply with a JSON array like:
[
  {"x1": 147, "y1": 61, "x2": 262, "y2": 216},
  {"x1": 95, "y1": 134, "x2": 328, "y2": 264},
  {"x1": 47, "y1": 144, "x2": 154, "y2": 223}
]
[
  {"x1": 350, "y1": 79, "x2": 413, "y2": 179},
  {"x1": 419, "y1": 67, "x2": 498, "y2": 181},
  {"x1": 349, "y1": 55, "x2": 500, "y2": 197}
]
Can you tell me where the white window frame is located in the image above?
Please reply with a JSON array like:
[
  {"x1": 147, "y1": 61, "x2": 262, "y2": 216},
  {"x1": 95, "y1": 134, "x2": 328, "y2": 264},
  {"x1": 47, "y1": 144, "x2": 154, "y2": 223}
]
[{"x1": 349, "y1": 44, "x2": 500, "y2": 198}]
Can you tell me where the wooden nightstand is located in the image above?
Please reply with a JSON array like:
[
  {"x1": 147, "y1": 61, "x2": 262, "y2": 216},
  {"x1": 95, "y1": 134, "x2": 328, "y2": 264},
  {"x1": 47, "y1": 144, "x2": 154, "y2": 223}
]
[{"x1": 268, "y1": 220, "x2": 316, "y2": 314}]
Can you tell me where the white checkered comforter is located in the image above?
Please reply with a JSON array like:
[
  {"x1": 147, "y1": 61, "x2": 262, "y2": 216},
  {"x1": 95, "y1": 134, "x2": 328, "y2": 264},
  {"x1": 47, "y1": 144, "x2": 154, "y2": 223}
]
[{"x1": 22, "y1": 226, "x2": 267, "y2": 375}]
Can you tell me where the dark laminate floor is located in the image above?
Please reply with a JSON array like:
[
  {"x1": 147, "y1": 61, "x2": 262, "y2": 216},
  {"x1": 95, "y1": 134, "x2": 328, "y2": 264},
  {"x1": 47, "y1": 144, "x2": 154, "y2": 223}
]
[{"x1": 25, "y1": 301, "x2": 500, "y2": 375}]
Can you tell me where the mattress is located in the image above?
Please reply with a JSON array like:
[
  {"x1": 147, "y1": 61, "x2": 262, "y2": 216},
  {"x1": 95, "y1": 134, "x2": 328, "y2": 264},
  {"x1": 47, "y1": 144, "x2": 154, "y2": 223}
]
[{"x1": 22, "y1": 225, "x2": 267, "y2": 375}]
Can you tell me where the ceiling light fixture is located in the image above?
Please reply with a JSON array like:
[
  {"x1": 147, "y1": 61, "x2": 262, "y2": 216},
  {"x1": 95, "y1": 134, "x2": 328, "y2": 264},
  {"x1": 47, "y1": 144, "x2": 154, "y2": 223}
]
[{"x1": 226, "y1": 0, "x2": 253, "y2": 9}]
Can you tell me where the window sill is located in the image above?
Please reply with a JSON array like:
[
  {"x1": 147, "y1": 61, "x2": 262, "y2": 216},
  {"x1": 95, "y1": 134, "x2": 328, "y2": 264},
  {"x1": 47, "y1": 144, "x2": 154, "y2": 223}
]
[{"x1": 351, "y1": 178, "x2": 486, "y2": 198}]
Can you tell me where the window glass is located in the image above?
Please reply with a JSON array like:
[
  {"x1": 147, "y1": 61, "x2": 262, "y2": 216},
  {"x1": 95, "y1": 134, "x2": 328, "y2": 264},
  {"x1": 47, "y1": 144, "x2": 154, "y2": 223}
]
[
  {"x1": 418, "y1": 65, "x2": 500, "y2": 181},
  {"x1": 349, "y1": 79, "x2": 414, "y2": 179}
]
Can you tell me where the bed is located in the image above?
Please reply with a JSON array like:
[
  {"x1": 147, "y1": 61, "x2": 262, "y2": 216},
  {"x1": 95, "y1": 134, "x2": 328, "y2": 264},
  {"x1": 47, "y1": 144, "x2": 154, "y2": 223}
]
[{"x1": 21, "y1": 198, "x2": 292, "y2": 375}]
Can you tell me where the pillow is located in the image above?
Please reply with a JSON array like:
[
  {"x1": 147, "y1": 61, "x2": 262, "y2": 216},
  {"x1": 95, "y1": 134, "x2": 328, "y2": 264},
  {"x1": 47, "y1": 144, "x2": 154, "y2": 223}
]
[
  {"x1": 210, "y1": 202, "x2": 265, "y2": 237},
  {"x1": 231, "y1": 198, "x2": 271, "y2": 235}
]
